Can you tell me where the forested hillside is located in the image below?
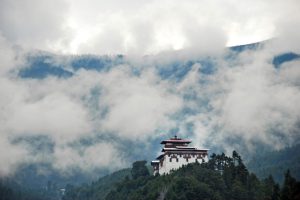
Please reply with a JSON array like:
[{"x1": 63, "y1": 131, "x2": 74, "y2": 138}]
[
  {"x1": 0, "y1": 168, "x2": 131, "y2": 200},
  {"x1": 63, "y1": 168, "x2": 131, "y2": 200},
  {"x1": 0, "y1": 178, "x2": 59, "y2": 200},
  {"x1": 247, "y1": 144, "x2": 300, "y2": 184},
  {"x1": 63, "y1": 152, "x2": 300, "y2": 200}
]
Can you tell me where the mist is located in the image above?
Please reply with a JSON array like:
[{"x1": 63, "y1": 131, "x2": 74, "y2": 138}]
[{"x1": 0, "y1": 0, "x2": 300, "y2": 177}]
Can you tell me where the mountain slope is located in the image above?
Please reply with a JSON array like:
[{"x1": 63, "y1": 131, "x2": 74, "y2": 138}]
[
  {"x1": 247, "y1": 144, "x2": 300, "y2": 184},
  {"x1": 63, "y1": 152, "x2": 300, "y2": 200},
  {"x1": 63, "y1": 168, "x2": 131, "y2": 200}
]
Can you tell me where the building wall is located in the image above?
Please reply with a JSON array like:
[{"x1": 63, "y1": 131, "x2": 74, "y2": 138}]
[{"x1": 158, "y1": 153, "x2": 208, "y2": 175}]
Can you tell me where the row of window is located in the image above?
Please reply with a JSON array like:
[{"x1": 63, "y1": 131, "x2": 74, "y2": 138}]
[
  {"x1": 169, "y1": 157, "x2": 199, "y2": 162},
  {"x1": 167, "y1": 153, "x2": 205, "y2": 158}
]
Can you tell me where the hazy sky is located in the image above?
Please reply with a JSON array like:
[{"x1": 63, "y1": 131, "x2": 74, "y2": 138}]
[
  {"x1": 0, "y1": 0, "x2": 299, "y2": 55},
  {"x1": 0, "y1": 0, "x2": 300, "y2": 177}
]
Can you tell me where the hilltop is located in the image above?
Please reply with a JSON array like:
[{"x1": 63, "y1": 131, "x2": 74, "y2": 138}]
[{"x1": 63, "y1": 151, "x2": 300, "y2": 200}]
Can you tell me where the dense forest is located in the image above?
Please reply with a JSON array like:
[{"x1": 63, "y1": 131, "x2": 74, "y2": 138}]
[
  {"x1": 247, "y1": 144, "x2": 300, "y2": 184},
  {"x1": 63, "y1": 151, "x2": 300, "y2": 200},
  {"x1": 0, "y1": 168, "x2": 131, "y2": 200},
  {"x1": 0, "y1": 179, "x2": 56, "y2": 200},
  {"x1": 1, "y1": 151, "x2": 299, "y2": 200}
]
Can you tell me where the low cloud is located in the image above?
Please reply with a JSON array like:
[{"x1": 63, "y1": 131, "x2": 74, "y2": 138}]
[
  {"x1": 98, "y1": 67, "x2": 183, "y2": 139},
  {"x1": 0, "y1": 0, "x2": 70, "y2": 52},
  {"x1": 0, "y1": 0, "x2": 300, "y2": 177},
  {"x1": 1, "y1": 0, "x2": 299, "y2": 55},
  {"x1": 176, "y1": 47, "x2": 300, "y2": 153},
  {"x1": 0, "y1": 47, "x2": 184, "y2": 176},
  {"x1": 52, "y1": 142, "x2": 126, "y2": 173},
  {"x1": 0, "y1": 137, "x2": 28, "y2": 176}
]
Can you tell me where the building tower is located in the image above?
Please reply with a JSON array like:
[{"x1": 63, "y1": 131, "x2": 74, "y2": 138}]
[{"x1": 151, "y1": 136, "x2": 209, "y2": 175}]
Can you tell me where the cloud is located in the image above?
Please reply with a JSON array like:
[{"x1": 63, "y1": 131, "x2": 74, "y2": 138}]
[
  {"x1": 5, "y1": 92, "x2": 92, "y2": 143},
  {"x1": 0, "y1": 0, "x2": 300, "y2": 177},
  {"x1": 175, "y1": 48, "x2": 300, "y2": 153},
  {"x1": 2, "y1": 0, "x2": 299, "y2": 55},
  {"x1": 0, "y1": 33, "x2": 16, "y2": 74},
  {"x1": 98, "y1": 67, "x2": 183, "y2": 139},
  {"x1": 0, "y1": 0, "x2": 70, "y2": 52},
  {"x1": 1, "y1": 42, "x2": 300, "y2": 176},
  {"x1": 279, "y1": 60, "x2": 300, "y2": 85},
  {"x1": 0, "y1": 137, "x2": 28, "y2": 176},
  {"x1": 52, "y1": 142, "x2": 126, "y2": 173},
  {"x1": 0, "y1": 50, "x2": 184, "y2": 176}
]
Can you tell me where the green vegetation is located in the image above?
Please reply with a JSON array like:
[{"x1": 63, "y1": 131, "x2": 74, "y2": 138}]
[
  {"x1": 2, "y1": 151, "x2": 299, "y2": 200},
  {"x1": 247, "y1": 144, "x2": 300, "y2": 184},
  {"x1": 63, "y1": 151, "x2": 300, "y2": 200},
  {"x1": 104, "y1": 151, "x2": 278, "y2": 200},
  {"x1": 62, "y1": 168, "x2": 131, "y2": 200},
  {"x1": 0, "y1": 168, "x2": 131, "y2": 200},
  {"x1": 0, "y1": 179, "x2": 58, "y2": 200},
  {"x1": 132, "y1": 161, "x2": 150, "y2": 179}
]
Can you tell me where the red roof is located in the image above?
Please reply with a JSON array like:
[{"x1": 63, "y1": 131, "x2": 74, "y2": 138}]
[
  {"x1": 162, "y1": 148, "x2": 208, "y2": 152},
  {"x1": 160, "y1": 139, "x2": 191, "y2": 144}
]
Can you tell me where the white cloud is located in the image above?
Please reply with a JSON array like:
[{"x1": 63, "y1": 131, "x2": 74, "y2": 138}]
[
  {"x1": 1, "y1": 0, "x2": 299, "y2": 54},
  {"x1": 97, "y1": 67, "x2": 183, "y2": 139},
  {"x1": 0, "y1": 0, "x2": 300, "y2": 176},
  {"x1": 0, "y1": 43, "x2": 300, "y2": 175},
  {"x1": 5, "y1": 92, "x2": 92, "y2": 143},
  {"x1": 0, "y1": 33, "x2": 16, "y2": 75},
  {"x1": 0, "y1": 51, "x2": 184, "y2": 175},
  {"x1": 51, "y1": 142, "x2": 126, "y2": 173},
  {"x1": 176, "y1": 48, "x2": 300, "y2": 152},
  {"x1": 0, "y1": 137, "x2": 28, "y2": 176},
  {"x1": 0, "y1": 0, "x2": 70, "y2": 52},
  {"x1": 279, "y1": 60, "x2": 300, "y2": 85},
  {"x1": 218, "y1": 50, "x2": 300, "y2": 146}
]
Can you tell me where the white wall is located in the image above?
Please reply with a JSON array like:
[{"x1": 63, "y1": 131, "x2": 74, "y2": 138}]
[{"x1": 158, "y1": 153, "x2": 208, "y2": 175}]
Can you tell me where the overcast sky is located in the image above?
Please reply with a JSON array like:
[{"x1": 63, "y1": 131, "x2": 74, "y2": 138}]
[
  {"x1": 0, "y1": 0, "x2": 300, "y2": 177},
  {"x1": 0, "y1": 0, "x2": 299, "y2": 55}
]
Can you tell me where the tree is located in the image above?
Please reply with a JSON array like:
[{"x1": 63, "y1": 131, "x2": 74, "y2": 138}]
[
  {"x1": 281, "y1": 170, "x2": 300, "y2": 200},
  {"x1": 231, "y1": 180, "x2": 248, "y2": 200},
  {"x1": 131, "y1": 160, "x2": 150, "y2": 179},
  {"x1": 262, "y1": 175, "x2": 280, "y2": 200}
]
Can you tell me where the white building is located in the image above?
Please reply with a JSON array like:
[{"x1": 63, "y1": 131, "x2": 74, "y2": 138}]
[{"x1": 151, "y1": 136, "x2": 209, "y2": 175}]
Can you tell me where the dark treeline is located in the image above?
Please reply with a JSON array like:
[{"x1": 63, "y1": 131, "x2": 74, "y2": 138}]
[
  {"x1": 102, "y1": 151, "x2": 300, "y2": 200},
  {"x1": 247, "y1": 144, "x2": 300, "y2": 184},
  {"x1": 0, "y1": 168, "x2": 131, "y2": 200},
  {"x1": 1, "y1": 151, "x2": 300, "y2": 200},
  {"x1": 63, "y1": 151, "x2": 300, "y2": 200},
  {"x1": 62, "y1": 168, "x2": 131, "y2": 200},
  {"x1": 0, "y1": 179, "x2": 60, "y2": 200}
]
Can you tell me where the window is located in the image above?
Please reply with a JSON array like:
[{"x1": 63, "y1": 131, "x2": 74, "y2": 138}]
[
  {"x1": 176, "y1": 158, "x2": 179, "y2": 162},
  {"x1": 169, "y1": 158, "x2": 172, "y2": 162}
]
